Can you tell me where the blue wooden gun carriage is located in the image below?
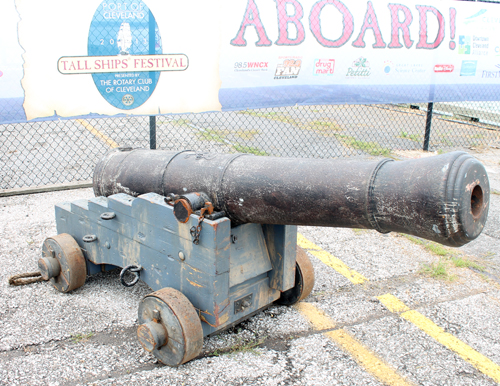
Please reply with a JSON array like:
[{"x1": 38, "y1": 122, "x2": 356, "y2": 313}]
[{"x1": 38, "y1": 148, "x2": 489, "y2": 366}]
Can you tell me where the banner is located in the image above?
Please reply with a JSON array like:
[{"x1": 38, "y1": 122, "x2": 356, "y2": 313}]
[{"x1": 1, "y1": 0, "x2": 499, "y2": 124}]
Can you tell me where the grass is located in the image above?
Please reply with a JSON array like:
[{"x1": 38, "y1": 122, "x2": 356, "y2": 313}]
[
  {"x1": 419, "y1": 260, "x2": 451, "y2": 279},
  {"x1": 211, "y1": 337, "x2": 265, "y2": 357},
  {"x1": 233, "y1": 144, "x2": 268, "y2": 156},
  {"x1": 352, "y1": 141, "x2": 391, "y2": 157},
  {"x1": 451, "y1": 256, "x2": 485, "y2": 271},
  {"x1": 234, "y1": 129, "x2": 260, "y2": 140},
  {"x1": 198, "y1": 129, "x2": 229, "y2": 144},
  {"x1": 399, "y1": 131, "x2": 421, "y2": 142},
  {"x1": 336, "y1": 135, "x2": 392, "y2": 157},
  {"x1": 71, "y1": 332, "x2": 95, "y2": 343},
  {"x1": 196, "y1": 128, "x2": 267, "y2": 155},
  {"x1": 352, "y1": 228, "x2": 370, "y2": 235},
  {"x1": 238, "y1": 110, "x2": 295, "y2": 124},
  {"x1": 404, "y1": 234, "x2": 485, "y2": 279},
  {"x1": 438, "y1": 135, "x2": 453, "y2": 146},
  {"x1": 170, "y1": 118, "x2": 191, "y2": 126},
  {"x1": 306, "y1": 120, "x2": 342, "y2": 134},
  {"x1": 492, "y1": 189, "x2": 500, "y2": 196}
]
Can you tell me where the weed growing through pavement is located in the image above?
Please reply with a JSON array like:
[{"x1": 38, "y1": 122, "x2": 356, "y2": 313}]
[
  {"x1": 335, "y1": 134, "x2": 392, "y2": 157},
  {"x1": 211, "y1": 337, "x2": 265, "y2": 357},
  {"x1": 419, "y1": 260, "x2": 453, "y2": 280},
  {"x1": 70, "y1": 332, "x2": 95, "y2": 343},
  {"x1": 232, "y1": 144, "x2": 268, "y2": 156},
  {"x1": 403, "y1": 235, "x2": 485, "y2": 279},
  {"x1": 169, "y1": 118, "x2": 191, "y2": 126},
  {"x1": 198, "y1": 128, "x2": 230, "y2": 144},
  {"x1": 399, "y1": 131, "x2": 421, "y2": 142}
]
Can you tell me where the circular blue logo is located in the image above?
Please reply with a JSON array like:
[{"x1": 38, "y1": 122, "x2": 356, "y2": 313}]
[
  {"x1": 88, "y1": 1, "x2": 162, "y2": 110},
  {"x1": 384, "y1": 65, "x2": 391, "y2": 74}
]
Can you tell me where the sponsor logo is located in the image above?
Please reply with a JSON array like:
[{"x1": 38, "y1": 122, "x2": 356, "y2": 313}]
[
  {"x1": 464, "y1": 9, "x2": 487, "y2": 25},
  {"x1": 384, "y1": 62, "x2": 425, "y2": 75},
  {"x1": 464, "y1": 9, "x2": 500, "y2": 26},
  {"x1": 313, "y1": 59, "x2": 335, "y2": 76},
  {"x1": 383, "y1": 61, "x2": 392, "y2": 75},
  {"x1": 274, "y1": 57, "x2": 302, "y2": 79},
  {"x1": 234, "y1": 61, "x2": 269, "y2": 72},
  {"x1": 459, "y1": 36, "x2": 471, "y2": 54},
  {"x1": 346, "y1": 57, "x2": 371, "y2": 78},
  {"x1": 460, "y1": 60, "x2": 477, "y2": 76},
  {"x1": 481, "y1": 64, "x2": 500, "y2": 78},
  {"x1": 459, "y1": 35, "x2": 489, "y2": 56},
  {"x1": 493, "y1": 45, "x2": 500, "y2": 56},
  {"x1": 0, "y1": 70, "x2": 3, "y2": 77},
  {"x1": 434, "y1": 64, "x2": 454, "y2": 73}
]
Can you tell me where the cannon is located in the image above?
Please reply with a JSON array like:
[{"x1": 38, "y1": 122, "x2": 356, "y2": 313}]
[{"x1": 38, "y1": 148, "x2": 489, "y2": 366}]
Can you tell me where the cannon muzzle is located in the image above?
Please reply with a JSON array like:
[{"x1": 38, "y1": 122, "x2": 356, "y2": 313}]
[{"x1": 93, "y1": 148, "x2": 489, "y2": 247}]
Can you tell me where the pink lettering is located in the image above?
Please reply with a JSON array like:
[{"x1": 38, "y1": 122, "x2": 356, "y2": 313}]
[
  {"x1": 309, "y1": 0, "x2": 354, "y2": 48},
  {"x1": 352, "y1": 1, "x2": 386, "y2": 48},
  {"x1": 416, "y1": 5, "x2": 445, "y2": 49},
  {"x1": 275, "y1": 0, "x2": 305, "y2": 45},
  {"x1": 388, "y1": 3, "x2": 413, "y2": 48},
  {"x1": 231, "y1": 0, "x2": 272, "y2": 46}
]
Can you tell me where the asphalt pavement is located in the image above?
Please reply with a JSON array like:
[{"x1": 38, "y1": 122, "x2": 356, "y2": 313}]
[{"x1": 0, "y1": 148, "x2": 499, "y2": 386}]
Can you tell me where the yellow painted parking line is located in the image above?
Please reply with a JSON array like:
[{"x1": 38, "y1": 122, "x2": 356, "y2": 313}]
[
  {"x1": 297, "y1": 233, "x2": 368, "y2": 284},
  {"x1": 378, "y1": 294, "x2": 500, "y2": 384},
  {"x1": 297, "y1": 233, "x2": 321, "y2": 250},
  {"x1": 295, "y1": 302, "x2": 415, "y2": 386},
  {"x1": 299, "y1": 234, "x2": 500, "y2": 383},
  {"x1": 76, "y1": 119, "x2": 119, "y2": 148}
]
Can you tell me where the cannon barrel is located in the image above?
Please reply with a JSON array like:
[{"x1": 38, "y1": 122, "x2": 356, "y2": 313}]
[{"x1": 93, "y1": 148, "x2": 490, "y2": 247}]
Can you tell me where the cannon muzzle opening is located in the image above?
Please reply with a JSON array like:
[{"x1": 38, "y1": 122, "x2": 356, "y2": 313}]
[{"x1": 93, "y1": 148, "x2": 490, "y2": 247}]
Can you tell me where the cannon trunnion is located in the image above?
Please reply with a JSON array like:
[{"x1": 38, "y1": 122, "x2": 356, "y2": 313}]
[{"x1": 40, "y1": 149, "x2": 490, "y2": 366}]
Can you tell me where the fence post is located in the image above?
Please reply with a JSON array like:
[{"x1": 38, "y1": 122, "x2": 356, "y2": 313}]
[
  {"x1": 150, "y1": 115, "x2": 156, "y2": 149},
  {"x1": 423, "y1": 102, "x2": 433, "y2": 151}
]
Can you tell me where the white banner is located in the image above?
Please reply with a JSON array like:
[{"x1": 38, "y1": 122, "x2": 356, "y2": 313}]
[{"x1": 0, "y1": 0, "x2": 499, "y2": 123}]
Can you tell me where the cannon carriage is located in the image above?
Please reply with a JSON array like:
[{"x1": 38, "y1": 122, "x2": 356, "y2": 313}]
[{"x1": 38, "y1": 148, "x2": 490, "y2": 366}]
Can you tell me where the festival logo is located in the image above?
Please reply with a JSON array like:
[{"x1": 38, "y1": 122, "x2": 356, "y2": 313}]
[
  {"x1": 346, "y1": 57, "x2": 371, "y2": 78},
  {"x1": 234, "y1": 61, "x2": 269, "y2": 72},
  {"x1": 57, "y1": 1, "x2": 188, "y2": 110},
  {"x1": 313, "y1": 59, "x2": 335, "y2": 76},
  {"x1": 434, "y1": 64, "x2": 454, "y2": 73},
  {"x1": 460, "y1": 60, "x2": 477, "y2": 76},
  {"x1": 274, "y1": 57, "x2": 302, "y2": 80}
]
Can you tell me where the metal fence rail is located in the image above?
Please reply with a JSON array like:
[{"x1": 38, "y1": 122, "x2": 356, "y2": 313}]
[{"x1": 1, "y1": 102, "x2": 499, "y2": 191}]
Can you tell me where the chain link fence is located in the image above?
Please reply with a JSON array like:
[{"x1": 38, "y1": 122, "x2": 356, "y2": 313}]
[{"x1": 1, "y1": 102, "x2": 499, "y2": 191}]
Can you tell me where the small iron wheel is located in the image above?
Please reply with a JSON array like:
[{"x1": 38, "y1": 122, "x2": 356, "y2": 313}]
[
  {"x1": 137, "y1": 287, "x2": 203, "y2": 366},
  {"x1": 276, "y1": 245, "x2": 315, "y2": 306},
  {"x1": 39, "y1": 234, "x2": 87, "y2": 293}
]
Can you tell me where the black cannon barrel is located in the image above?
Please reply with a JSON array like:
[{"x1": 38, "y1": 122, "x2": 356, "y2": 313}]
[{"x1": 93, "y1": 148, "x2": 489, "y2": 247}]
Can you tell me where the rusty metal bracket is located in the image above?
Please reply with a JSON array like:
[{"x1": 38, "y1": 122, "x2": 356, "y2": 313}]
[
  {"x1": 234, "y1": 294, "x2": 253, "y2": 314},
  {"x1": 190, "y1": 202, "x2": 214, "y2": 245}
]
